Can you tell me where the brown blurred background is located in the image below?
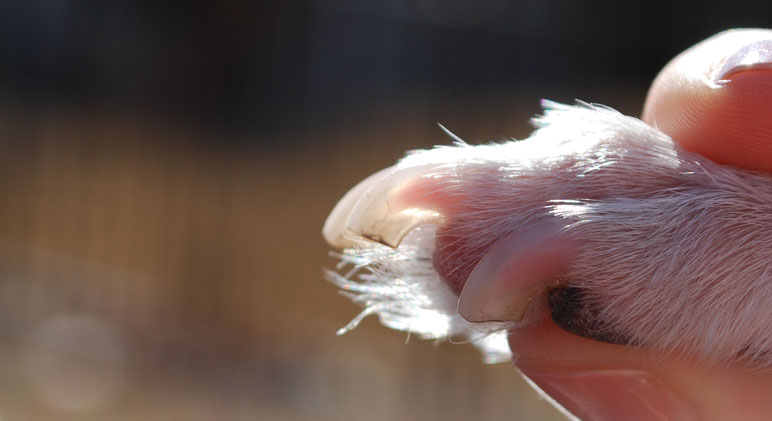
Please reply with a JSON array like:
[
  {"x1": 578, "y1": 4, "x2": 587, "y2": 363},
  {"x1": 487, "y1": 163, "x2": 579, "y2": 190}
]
[{"x1": 0, "y1": 1, "x2": 770, "y2": 420}]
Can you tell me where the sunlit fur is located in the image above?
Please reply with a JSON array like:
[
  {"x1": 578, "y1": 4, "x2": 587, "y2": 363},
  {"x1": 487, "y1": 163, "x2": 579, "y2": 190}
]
[
  {"x1": 330, "y1": 102, "x2": 772, "y2": 368},
  {"x1": 327, "y1": 226, "x2": 513, "y2": 363}
]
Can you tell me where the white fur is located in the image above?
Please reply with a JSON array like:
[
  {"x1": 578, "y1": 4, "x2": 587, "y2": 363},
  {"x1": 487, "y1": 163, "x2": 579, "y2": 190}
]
[
  {"x1": 329, "y1": 102, "x2": 772, "y2": 367},
  {"x1": 327, "y1": 225, "x2": 513, "y2": 363}
]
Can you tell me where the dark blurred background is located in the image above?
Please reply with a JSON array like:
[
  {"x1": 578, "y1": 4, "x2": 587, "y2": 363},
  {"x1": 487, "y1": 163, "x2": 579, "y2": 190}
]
[{"x1": 0, "y1": 1, "x2": 769, "y2": 419}]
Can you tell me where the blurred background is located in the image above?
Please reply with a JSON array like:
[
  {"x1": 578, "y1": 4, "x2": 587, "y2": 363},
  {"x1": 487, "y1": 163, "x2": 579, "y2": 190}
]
[{"x1": 0, "y1": 1, "x2": 770, "y2": 419}]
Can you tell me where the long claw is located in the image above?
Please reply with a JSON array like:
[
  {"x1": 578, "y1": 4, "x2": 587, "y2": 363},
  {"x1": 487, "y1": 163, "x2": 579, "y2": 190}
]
[
  {"x1": 323, "y1": 164, "x2": 448, "y2": 249},
  {"x1": 458, "y1": 221, "x2": 582, "y2": 323},
  {"x1": 323, "y1": 168, "x2": 394, "y2": 248}
]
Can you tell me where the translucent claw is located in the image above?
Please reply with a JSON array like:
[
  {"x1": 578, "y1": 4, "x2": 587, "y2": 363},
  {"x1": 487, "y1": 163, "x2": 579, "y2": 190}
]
[
  {"x1": 323, "y1": 167, "x2": 394, "y2": 249},
  {"x1": 323, "y1": 163, "x2": 449, "y2": 249},
  {"x1": 344, "y1": 164, "x2": 446, "y2": 248}
]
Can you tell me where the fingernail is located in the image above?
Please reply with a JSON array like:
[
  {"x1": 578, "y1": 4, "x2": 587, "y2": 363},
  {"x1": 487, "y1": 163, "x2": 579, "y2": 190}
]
[
  {"x1": 520, "y1": 368, "x2": 697, "y2": 421},
  {"x1": 717, "y1": 39, "x2": 772, "y2": 81},
  {"x1": 457, "y1": 221, "x2": 580, "y2": 323}
]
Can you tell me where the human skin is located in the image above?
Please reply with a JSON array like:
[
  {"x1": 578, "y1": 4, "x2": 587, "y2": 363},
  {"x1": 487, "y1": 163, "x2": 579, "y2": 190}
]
[{"x1": 510, "y1": 29, "x2": 772, "y2": 420}]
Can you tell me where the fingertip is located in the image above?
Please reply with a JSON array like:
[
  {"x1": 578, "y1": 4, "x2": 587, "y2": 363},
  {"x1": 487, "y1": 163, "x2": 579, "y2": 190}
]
[{"x1": 643, "y1": 29, "x2": 772, "y2": 172}]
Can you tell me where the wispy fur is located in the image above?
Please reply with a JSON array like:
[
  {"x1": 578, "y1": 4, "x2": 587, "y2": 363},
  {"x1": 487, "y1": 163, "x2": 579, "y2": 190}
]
[
  {"x1": 329, "y1": 101, "x2": 772, "y2": 368},
  {"x1": 326, "y1": 226, "x2": 513, "y2": 363}
]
